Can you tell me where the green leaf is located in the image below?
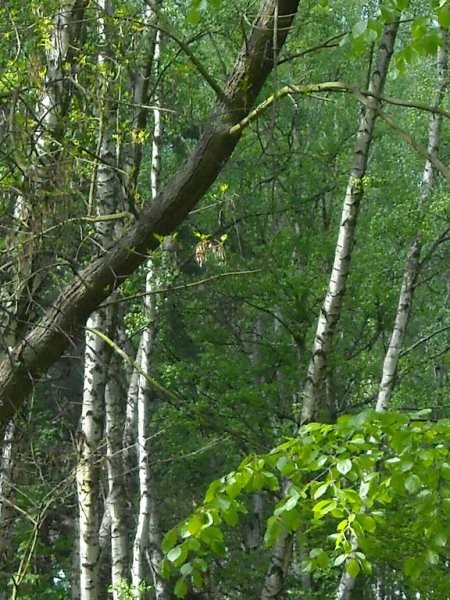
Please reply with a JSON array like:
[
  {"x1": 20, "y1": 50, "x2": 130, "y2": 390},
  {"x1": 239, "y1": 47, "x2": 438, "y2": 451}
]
[
  {"x1": 432, "y1": 531, "x2": 447, "y2": 548},
  {"x1": 313, "y1": 482, "x2": 329, "y2": 499},
  {"x1": 357, "y1": 514, "x2": 376, "y2": 534},
  {"x1": 346, "y1": 559, "x2": 360, "y2": 578},
  {"x1": 162, "y1": 528, "x2": 178, "y2": 553},
  {"x1": 333, "y1": 554, "x2": 347, "y2": 566},
  {"x1": 425, "y1": 549, "x2": 439, "y2": 565},
  {"x1": 167, "y1": 546, "x2": 183, "y2": 563},
  {"x1": 405, "y1": 474, "x2": 422, "y2": 494},
  {"x1": 264, "y1": 515, "x2": 282, "y2": 547},
  {"x1": 438, "y1": 7, "x2": 450, "y2": 28},
  {"x1": 352, "y1": 19, "x2": 368, "y2": 37},
  {"x1": 180, "y1": 563, "x2": 193, "y2": 576},
  {"x1": 337, "y1": 459, "x2": 352, "y2": 475},
  {"x1": 313, "y1": 499, "x2": 337, "y2": 518},
  {"x1": 274, "y1": 493, "x2": 299, "y2": 515},
  {"x1": 404, "y1": 557, "x2": 422, "y2": 578},
  {"x1": 174, "y1": 578, "x2": 188, "y2": 598},
  {"x1": 187, "y1": 515, "x2": 203, "y2": 536}
]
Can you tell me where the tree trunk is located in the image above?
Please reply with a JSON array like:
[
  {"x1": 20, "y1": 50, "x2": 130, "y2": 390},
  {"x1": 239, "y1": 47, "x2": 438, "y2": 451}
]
[
  {"x1": 334, "y1": 30, "x2": 448, "y2": 600},
  {"x1": 301, "y1": 19, "x2": 400, "y2": 424},
  {"x1": 105, "y1": 345, "x2": 128, "y2": 593},
  {"x1": 260, "y1": 530, "x2": 293, "y2": 600},
  {"x1": 376, "y1": 32, "x2": 448, "y2": 411},
  {"x1": 131, "y1": 22, "x2": 168, "y2": 596},
  {"x1": 77, "y1": 310, "x2": 111, "y2": 600},
  {"x1": 77, "y1": 3, "x2": 124, "y2": 596}
]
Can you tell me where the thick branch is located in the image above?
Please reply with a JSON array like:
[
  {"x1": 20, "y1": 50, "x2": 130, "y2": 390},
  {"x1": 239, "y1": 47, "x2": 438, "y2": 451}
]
[{"x1": 0, "y1": 0, "x2": 301, "y2": 434}]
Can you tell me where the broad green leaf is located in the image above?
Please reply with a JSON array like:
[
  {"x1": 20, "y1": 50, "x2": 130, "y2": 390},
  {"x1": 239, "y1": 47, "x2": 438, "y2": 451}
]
[
  {"x1": 167, "y1": 546, "x2": 183, "y2": 563},
  {"x1": 425, "y1": 549, "x2": 439, "y2": 565},
  {"x1": 333, "y1": 554, "x2": 347, "y2": 566},
  {"x1": 357, "y1": 513, "x2": 376, "y2": 534},
  {"x1": 180, "y1": 563, "x2": 193, "y2": 576},
  {"x1": 432, "y1": 531, "x2": 447, "y2": 548},
  {"x1": 187, "y1": 515, "x2": 203, "y2": 536},
  {"x1": 162, "y1": 528, "x2": 178, "y2": 552},
  {"x1": 174, "y1": 578, "x2": 188, "y2": 598},
  {"x1": 346, "y1": 559, "x2": 360, "y2": 578},
  {"x1": 313, "y1": 499, "x2": 337, "y2": 518},
  {"x1": 438, "y1": 6, "x2": 450, "y2": 27},
  {"x1": 405, "y1": 474, "x2": 422, "y2": 494},
  {"x1": 352, "y1": 19, "x2": 368, "y2": 37},
  {"x1": 264, "y1": 515, "x2": 282, "y2": 547},
  {"x1": 313, "y1": 482, "x2": 329, "y2": 499},
  {"x1": 337, "y1": 459, "x2": 352, "y2": 475}
]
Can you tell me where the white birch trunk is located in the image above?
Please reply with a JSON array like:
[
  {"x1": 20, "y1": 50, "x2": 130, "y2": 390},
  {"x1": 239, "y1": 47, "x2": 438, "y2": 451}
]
[
  {"x1": 106, "y1": 348, "x2": 128, "y2": 594},
  {"x1": 77, "y1": 2, "x2": 123, "y2": 597},
  {"x1": 131, "y1": 18, "x2": 168, "y2": 597},
  {"x1": 77, "y1": 310, "x2": 111, "y2": 600},
  {"x1": 260, "y1": 531, "x2": 293, "y2": 600},
  {"x1": 0, "y1": 421, "x2": 15, "y2": 560},
  {"x1": 376, "y1": 33, "x2": 448, "y2": 412},
  {"x1": 335, "y1": 35, "x2": 448, "y2": 600},
  {"x1": 131, "y1": 266, "x2": 158, "y2": 596},
  {"x1": 301, "y1": 21, "x2": 399, "y2": 424}
]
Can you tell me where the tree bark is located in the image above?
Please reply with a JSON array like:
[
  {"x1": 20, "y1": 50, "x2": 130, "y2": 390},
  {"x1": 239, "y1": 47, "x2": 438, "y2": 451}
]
[
  {"x1": 77, "y1": 4, "x2": 124, "y2": 596},
  {"x1": 0, "y1": 0, "x2": 301, "y2": 436},
  {"x1": 335, "y1": 33, "x2": 448, "y2": 600},
  {"x1": 376, "y1": 32, "x2": 448, "y2": 411},
  {"x1": 131, "y1": 23, "x2": 168, "y2": 595},
  {"x1": 301, "y1": 19, "x2": 400, "y2": 424}
]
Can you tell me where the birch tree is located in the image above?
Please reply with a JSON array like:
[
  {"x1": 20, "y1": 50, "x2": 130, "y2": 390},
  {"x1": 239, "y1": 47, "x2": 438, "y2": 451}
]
[
  {"x1": 301, "y1": 18, "x2": 400, "y2": 424},
  {"x1": 334, "y1": 30, "x2": 449, "y2": 600},
  {"x1": 376, "y1": 31, "x2": 449, "y2": 412},
  {"x1": 77, "y1": 2, "x2": 122, "y2": 596}
]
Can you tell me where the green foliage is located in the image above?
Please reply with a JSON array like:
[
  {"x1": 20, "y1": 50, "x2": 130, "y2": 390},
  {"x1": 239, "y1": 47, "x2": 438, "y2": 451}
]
[{"x1": 162, "y1": 412, "x2": 450, "y2": 596}]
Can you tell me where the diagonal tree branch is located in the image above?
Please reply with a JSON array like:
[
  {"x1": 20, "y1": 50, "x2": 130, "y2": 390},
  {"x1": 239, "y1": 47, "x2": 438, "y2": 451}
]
[{"x1": 0, "y1": 0, "x2": 301, "y2": 434}]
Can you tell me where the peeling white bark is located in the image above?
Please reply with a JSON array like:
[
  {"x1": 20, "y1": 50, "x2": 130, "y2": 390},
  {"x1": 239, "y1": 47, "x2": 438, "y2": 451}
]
[
  {"x1": 261, "y1": 531, "x2": 293, "y2": 600},
  {"x1": 106, "y1": 349, "x2": 128, "y2": 594},
  {"x1": 78, "y1": 3, "x2": 123, "y2": 597},
  {"x1": 130, "y1": 13, "x2": 168, "y2": 598},
  {"x1": 77, "y1": 310, "x2": 111, "y2": 600},
  {"x1": 376, "y1": 32, "x2": 448, "y2": 412},
  {"x1": 336, "y1": 33, "x2": 448, "y2": 600},
  {"x1": 301, "y1": 20, "x2": 400, "y2": 424},
  {"x1": 131, "y1": 265, "x2": 158, "y2": 597}
]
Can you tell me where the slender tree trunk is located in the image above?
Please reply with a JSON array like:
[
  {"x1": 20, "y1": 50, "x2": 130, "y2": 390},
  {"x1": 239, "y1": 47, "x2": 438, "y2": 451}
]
[
  {"x1": 301, "y1": 20, "x2": 400, "y2": 424},
  {"x1": 131, "y1": 266, "x2": 159, "y2": 597},
  {"x1": 376, "y1": 32, "x2": 448, "y2": 411},
  {"x1": 77, "y1": 310, "x2": 112, "y2": 600},
  {"x1": 0, "y1": 421, "x2": 15, "y2": 573},
  {"x1": 77, "y1": 3, "x2": 123, "y2": 597},
  {"x1": 334, "y1": 31, "x2": 449, "y2": 600},
  {"x1": 106, "y1": 345, "x2": 128, "y2": 593},
  {"x1": 131, "y1": 20, "x2": 168, "y2": 597},
  {"x1": 260, "y1": 531, "x2": 293, "y2": 600}
]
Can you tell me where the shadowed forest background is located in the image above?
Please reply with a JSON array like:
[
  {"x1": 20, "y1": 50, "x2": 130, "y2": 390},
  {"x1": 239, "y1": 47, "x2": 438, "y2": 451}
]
[{"x1": 0, "y1": 0, "x2": 449, "y2": 598}]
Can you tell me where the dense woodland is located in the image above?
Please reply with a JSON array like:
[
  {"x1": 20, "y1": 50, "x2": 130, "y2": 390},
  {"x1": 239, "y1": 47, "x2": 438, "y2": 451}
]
[{"x1": 0, "y1": 0, "x2": 449, "y2": 598}]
